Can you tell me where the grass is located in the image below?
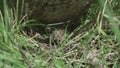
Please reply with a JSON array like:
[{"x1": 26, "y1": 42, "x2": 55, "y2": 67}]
[{"x1": 0, "y1": 0, "x2": 120, "y2": 68}]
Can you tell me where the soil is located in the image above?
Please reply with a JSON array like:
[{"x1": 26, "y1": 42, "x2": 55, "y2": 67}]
[{"x1": 24, "y1": 0, "x2": 96, "y2": 23}]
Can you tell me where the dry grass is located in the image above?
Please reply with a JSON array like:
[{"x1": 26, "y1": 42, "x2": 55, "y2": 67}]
[{"x1": 0, "y1": 0, "x2": 120, "y2": 68}]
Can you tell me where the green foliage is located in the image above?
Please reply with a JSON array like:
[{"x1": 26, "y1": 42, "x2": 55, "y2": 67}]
[
  {"x1": 0, "y1": 0, "x2": 32, "y2": 67},
  {"x1": 54, "y1": 59, "x2": 65, "y2": 68},
  {"x1": 99, "y1": 0, "x2": 120, "y2": 43},
  {"x1": 0, "y1": 0, "x2": 120, "y2": 68}
]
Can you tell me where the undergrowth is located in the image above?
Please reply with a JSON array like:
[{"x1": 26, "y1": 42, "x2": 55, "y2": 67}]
[{"x1": 0, "y1": 0, "x2": 120, "y2": 68}]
